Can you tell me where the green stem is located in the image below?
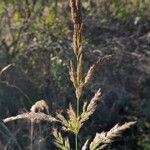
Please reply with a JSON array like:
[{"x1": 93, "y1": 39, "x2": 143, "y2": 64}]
[
  {"x1": 30, "y1": 121, "x2": 34, "y2": 150},
  {"x1": 77, "y1": 98, "x2": 79, "y2": 117},
  {"x1": 75, "y1": 98, "x2": 79, "y2": 150},
  {"x1": 75, "y1": 133, "x2": 78, "y2": 150},
  {"x1": 75, "y1": 31, "x2": 81, "y2": 150}
]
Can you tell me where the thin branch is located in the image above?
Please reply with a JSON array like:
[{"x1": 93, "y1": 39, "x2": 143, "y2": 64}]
[{"x1": 0, "y1": 64, "x2": 31, "y2": 102}]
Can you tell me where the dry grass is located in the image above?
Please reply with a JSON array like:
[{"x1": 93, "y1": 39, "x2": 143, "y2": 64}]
[
  {"x1": 3, "y1": 112, "x2": 58, "y2": 123},
  {"x1": 90, "y1": 121, "x2": 136, "y2": 150}
]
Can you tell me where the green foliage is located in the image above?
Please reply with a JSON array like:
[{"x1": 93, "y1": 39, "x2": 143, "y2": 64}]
[
  {"x1": 83, "y1": 0, "x2": 150, "y2": 25},
  {"x1": 142, "y1": 143, "x2": 150, "y2": 150}
]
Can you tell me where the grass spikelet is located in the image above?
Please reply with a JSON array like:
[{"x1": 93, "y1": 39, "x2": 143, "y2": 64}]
[
  {"x1": 80, "y1": 89, "x2": 101, "y2": 124},
  {"x1": 84, "y1": 64, "x2": 96, "y2": 86},
  {"x1": 86, "y1": 89, "x2": 101, "y2": 115},
  {"x1": 53, "y1": 128, "x2": 70, "y2": 150},
  {"x1": 3, "y1": 112, "x2": 58, "y2": 123},
  {"x1": 90, "y1": 121, "x2": 136, "y2": 150},
  {"x1": 69, "y1": 61, "x2": 77, "y2": 88}
]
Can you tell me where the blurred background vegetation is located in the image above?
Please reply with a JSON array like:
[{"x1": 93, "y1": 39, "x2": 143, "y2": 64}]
[{"x1": 0, "y1": 0, "x2": 149, "y2": 149}]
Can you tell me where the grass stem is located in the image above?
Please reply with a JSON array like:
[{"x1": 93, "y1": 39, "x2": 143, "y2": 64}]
[{"x1": 75, "y1": 98, "x2": 79, "y2": 150}]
